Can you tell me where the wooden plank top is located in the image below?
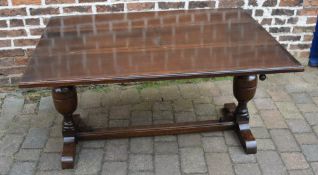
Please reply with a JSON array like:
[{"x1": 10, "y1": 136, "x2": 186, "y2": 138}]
[{"x1": 19, "y1": 9, "x2": 304, "y2": 88}]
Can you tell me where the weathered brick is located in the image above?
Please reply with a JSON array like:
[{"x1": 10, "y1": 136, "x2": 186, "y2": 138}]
[
  {"x1": 12, "y1": 0, "x2": 41, "y2": 5},
  {"x1": 0, "y1": 8, "x2": 27, "y2": 17},
  {"x1": 0, "y1": 0, "x2": 8, "y2": 6},
  {"x1": 290, "y1": 44, "x2": 311, "y2": 50},
  {"x1": 255, "y1": 9, "x2": 264, "y2": 16},
  {"x1": 279, "y1": 35, "x2": 301, "y2": 41},
  {"x1": 30, "y1": 28, "x2": 45, "y2": 36},
  {"x1": 127, "y1": 2, "x2": 155, "y2": 11},
  {"x1": 0, "y1": 40, "x2": 11, "y2": 47},
  {"x1": 46, "y1": 0, "x2": 74, "y2": 4},
  {"x1": 248, "y1": 0, "x2": 258, "y2": 6},
  {"x1": 287, "y1": 17, "x2": 299, "y2": 24},
  {"x1": 0, "y1": 29, "x2": 27, "y2": 37},
  {"x1": 158, "y1": 2, "x2": 185, "y2": 9},
  {"x1": 293, "y1": 26, "x2": 315, "y2": 33},
  {"x1": 263, "y1": 0, "x2": 277, "y2": 6},
  {"x1": 14, "y1": 39, "x2": 39, "y2": 47},
  {"x1": 219, "y1": 0, "x2": 244, "y2": 7},
  {"x1": 96, "y1": 4, "x2": 124, "y2": 12},
  {"x1": 25, "y1": 18, "x2": 40, "y2": 26},
  {"x1": 269, "y1": 27, "x2": 291, "y2": 33},
  {"x1": 188, "y1": 1, "x2": 215, "y2": 9},
  {"x1": 63, "y1": 6, "x2": 92, "y2": 13},
  {"x1": 280, "y1": 0, "x2": 303, "y2": 6},
  {"x1": 261, "y1": 18, "x2": 272, "y2": 25},
  {"x1": 272, "y1": 9, "x2": 294, "y2": 16},
  {"x1": 30, "y1": 7, "x2": 59, "y2": 15}
]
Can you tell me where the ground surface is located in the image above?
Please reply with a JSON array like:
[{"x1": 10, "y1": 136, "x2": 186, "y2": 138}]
[{"x1": 1, "y1": 66, "x2": 318, "y2": 175}]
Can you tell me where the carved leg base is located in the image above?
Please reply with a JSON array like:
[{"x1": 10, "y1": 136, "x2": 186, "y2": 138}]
[
  {"x1": 223, "y1": 103, "x2": 257, "y2": 154},
  {"x1": 61, "y1": 137, "x2": 76, "y2": 169}
]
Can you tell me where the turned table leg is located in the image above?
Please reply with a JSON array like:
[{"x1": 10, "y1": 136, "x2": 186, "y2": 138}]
[
  {"x1": 233, "y1": 75, "x2": 257, "y2": 154},
  {"x1": 52, "y1": 86, "x2": 78, "y2": 169}
]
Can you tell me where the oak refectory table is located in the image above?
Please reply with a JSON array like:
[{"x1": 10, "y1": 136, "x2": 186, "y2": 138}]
[{"x1": 19, "y1": 9, "x2": 304, "y2": 169}]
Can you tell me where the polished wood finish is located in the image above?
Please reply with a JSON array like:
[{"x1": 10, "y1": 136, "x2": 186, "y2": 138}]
[
  {"x1": 19, "y1": 9, "x2": 305, "y2": 169},
  {"x1": 233, "y1": 75, "x2": 257, "y2": 153},
  {"x1": 19, "y1": 9, "x2": 303, "y2": 88},
  {"x1": 52, "y1": 86, "x2": 78, "y2": 169}
]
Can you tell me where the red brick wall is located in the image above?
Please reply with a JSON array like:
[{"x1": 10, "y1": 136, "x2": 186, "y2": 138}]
[{"x1": 0, "y1": 0, "x2": 317, "y2": 85}]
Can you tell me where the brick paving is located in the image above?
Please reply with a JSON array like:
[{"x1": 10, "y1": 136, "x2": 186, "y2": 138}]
[{"x1": 1, "y1": 68, "x2": 318, "y2": 174}]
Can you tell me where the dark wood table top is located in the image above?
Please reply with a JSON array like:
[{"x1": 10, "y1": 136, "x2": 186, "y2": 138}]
[{"x1": 19, "y1": 9, "x2": 304, "y2": 88}]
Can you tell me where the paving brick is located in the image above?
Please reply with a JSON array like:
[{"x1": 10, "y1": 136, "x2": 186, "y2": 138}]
[
  {"x1": 311, "y1": 162, "x2": 318, "y2": 174},
  {"x1": 205, "y1": 153, "x2": 234, "y2": 175},
  {"x1": 9, "y1": 162, "x2": 36, "y2": 175},
  {"x1": 291, "y1": 93, "x2": 314, "y2": 104},
  {"x1": 202, "y1": 137, "x2": 227, "y2": 153},
  {"x1": 82, "y1": 140, "x2": 105, "y2": 148},
  {"x1": 250, "y1": 114, "x2": 265, "y2": 127},
  {"x1": 179, "y1": 84, "x2": 201, "y2": 99},
  {"x1": 194, "y1": 103, "x2": 216, "y2": 116},
  {"x1": 6, "y1": 116, "x2": 30, "y2": 134},
  {"x1": 22, "y1": 128, "x2": 49, "y2": 149},
  {"x1": 109, "y1": 119, "x2": 129, "y2": 127},
  {"x1": 197, "y1": 82, "x2": 220, "y2": 97},
  {"x1": 173, "y1": 99, "x2": 194, "y2": 112},
  {"x1": 79, "y1": 90, "x2": 101, "y2": 108},
  {"x1": 39, "y1": 153, "x2": 61, "y2": 171},
  {"x1": 175, "y1": 111, "x2": 196, "y2": 122},
  {"x1": 0, "y1": 96, "x2": 24, "y2": 129},
  {"x1": 229, "y1": 147, "x2": 256, "y2": 163},
  {"x1": 180, "y1": 147, "x2": 207, "y2": 174},
  {"x1": 16, "y1": 149, "x2": 41, "y2": 161},
  {"x1": 286, "y1": 119, "x2": 312, "y2": 133},
  {"x1": 75, "y1": 149, "x2": 103, "y2": 174},
  {"x1": 131, "y1": 110, "x2": 152, "y2": 126},
  {"x1": 215, "y1": 80, "x2": 232, "y2": 96},
  {"x1": 257, "y1": 139, "x2": 276, "y2": 150},
  {"x1": 120, "y1": 88, "x2": 141, "y2": 104},
  {"x1": 254, "y1": 98, "x2": 276, "y2": 110},
  {"x1": 213, "y1": 96, "x2": 235, "y2": 106},
  {"x1": 132, "y1": 102, "x2": 152, "y2": 111},
  {"x1": 281, "y1": 152, "x2": 309, "y2": 170},
  {"x1": 153, "y1": 101, "x2": 172, "y2": 111},
  {"x1": 87, "y1": 112, "x2": 108, "y2": 128},
  {"x1": 105, "y1": 142, "x2": 128, "y2": 161},
  {"x1": 154, "y1": 141, "x2": 178, "y2": 154},
  {"x1": 302, "y1": 145, "x2": 318, "y2": 161},
  {"x1": 178, "y1": 133, "x2": 202, "y2": 147},
  {"x1": 154, "y1": 135, "x2": 177, "y2": 142},
  {"x1": 251, "y1": 127, "x2": 270, "y2": 138},
  {"x1": 267, "y1": 89, "x2": 292, "y2": 102},
  {"x1": 224, "y1": 130, "x2": 240, "y2": 146},
  {"x1": 270, "y1": 129, "x2": 300, "y2": 152},
  {"x1": 129, "y1": 154, "x2": 153, "y2": 171},
  {"x1": 260, "y1": 110, "x2": 288, "y2": 128},
  {"x1": 297, "y1": 103, "x2": 318, "y2": 113},
  {"x1": 101, "y1": 162, "x2": 127, "y2": 175},
  {"x1": 275, "y1": 102, "x2": 303, "y2": 119},
  {"x1": 44, "y1": 138, "x2": 63, "y2": 152},
  {"x1": 234, "y1": 163, "x2": 261, "y2": 175},
  {"x1": 288, "y1": 169, "x2": 313, "y2": 175},
  {"x1": 257, "y1": 151, "x2": 287, "y2": 175},
  {"x1": 294, "y1": 133, "x2": 318, "y2": 145},
  {"x1": 159, "y1": 85, "x2": 181, "y2": 101},
  {"x1": 109, "y1": 105, "x2": 131, "y2": 119},
  {"x1": 101, "y1": 90, "x2": 121, "y2": 106},
  {"x1": 130, "y1": 137, "x2": 153, "y2": 154},
  {"x1": 140, "y1": 88, "x2": 161, "y2": 101},
  {"x1": 0, "y1": 134, "x2": 24, "y2": 156},
  {"x1": 0, "y1": 156, "x2": 13, "y2": 174},
  {"x1": 304, "y1": 112, "x2": 318, "y2": 125},
  {"x1": 38, "y1": 96, "x2": 55, "y2": 113},
  {"x1": 22, "y1": 103, "x2": 37, "y2": 114},
  {"x1": 153, "y1": 111, "x2": 173, "y2": 121},
  {"x1": 155, "y1": 155, "x2": 181, "y2": 175}
]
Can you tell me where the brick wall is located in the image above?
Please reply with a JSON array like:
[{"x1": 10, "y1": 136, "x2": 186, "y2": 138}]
[{"x1": 0, "y1": 0, "x2": 317, "y2": 85}]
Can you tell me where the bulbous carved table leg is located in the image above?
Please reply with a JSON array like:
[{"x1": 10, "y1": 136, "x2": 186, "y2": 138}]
[
  {"x1": 52, "y1": 86, "x2": 78, "y2": 169},
  {"x1": 228, "y1": 75, "x2": 258, "y2": 154}
]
